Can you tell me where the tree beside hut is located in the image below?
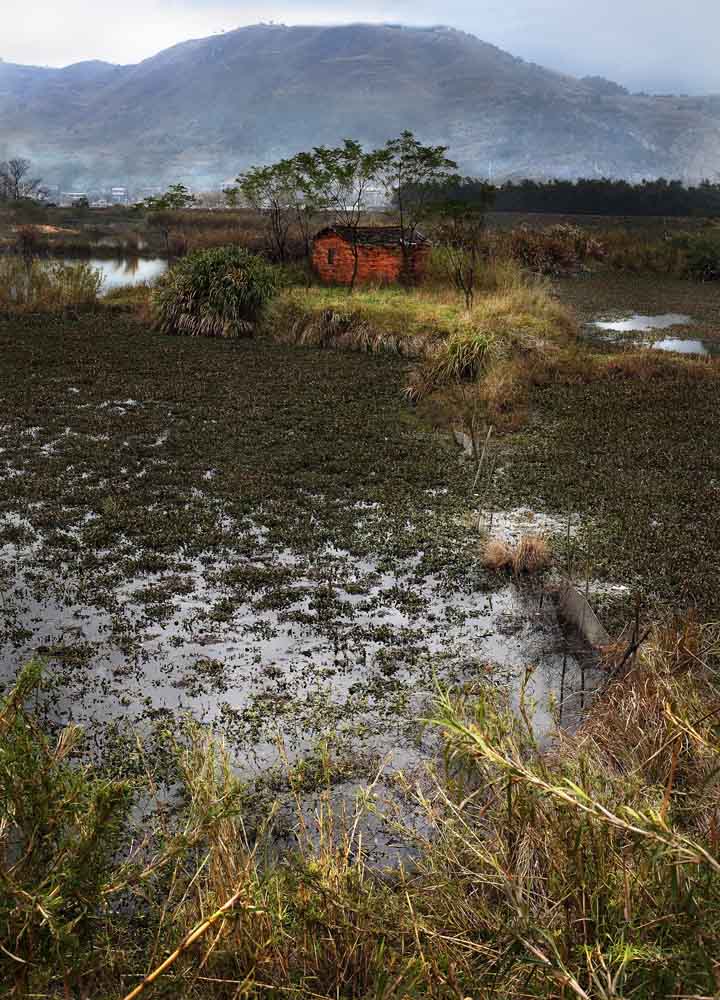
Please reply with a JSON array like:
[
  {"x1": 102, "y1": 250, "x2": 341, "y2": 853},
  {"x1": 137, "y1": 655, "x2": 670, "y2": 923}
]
[{"x1": 311, "y1": 226, "x2": 431, "y2": 285}]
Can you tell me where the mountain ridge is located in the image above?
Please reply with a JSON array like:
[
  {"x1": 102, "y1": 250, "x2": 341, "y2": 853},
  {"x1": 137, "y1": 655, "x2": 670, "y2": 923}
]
[{"x1": 1, "y1": 23, "x2": 719, "y2": 190}]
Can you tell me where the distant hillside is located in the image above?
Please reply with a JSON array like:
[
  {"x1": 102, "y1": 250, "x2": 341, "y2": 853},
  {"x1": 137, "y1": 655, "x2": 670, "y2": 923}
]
[{"x1": 1, "y1": 23, "x2": 720, "y2": 190}]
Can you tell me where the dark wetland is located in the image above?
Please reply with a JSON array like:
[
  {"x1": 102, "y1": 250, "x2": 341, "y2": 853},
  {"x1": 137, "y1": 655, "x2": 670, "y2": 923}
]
[
  {"x1": 0, "y1": 311, "x2": 600, "y2": 814},
  {"x1": 3, "y1": 261, "x2": 720, "y2": 794},
  {"x1": 3, "y1": 213, "x2": 720, "y2": 997}
]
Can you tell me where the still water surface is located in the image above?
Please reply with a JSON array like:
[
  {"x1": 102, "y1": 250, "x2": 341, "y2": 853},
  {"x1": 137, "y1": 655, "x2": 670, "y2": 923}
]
[
  {"x1": 590, "y1": 314, "x2": 720, "y2": 357},
  {"x1": 89, "y1": 256, "x2": 168, "y2": 290}
]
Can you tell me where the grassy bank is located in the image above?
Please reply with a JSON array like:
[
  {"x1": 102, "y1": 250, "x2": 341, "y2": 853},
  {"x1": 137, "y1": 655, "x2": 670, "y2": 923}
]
[{"x1": 264, "y1": 285, "x2": 475, "y2": 356}]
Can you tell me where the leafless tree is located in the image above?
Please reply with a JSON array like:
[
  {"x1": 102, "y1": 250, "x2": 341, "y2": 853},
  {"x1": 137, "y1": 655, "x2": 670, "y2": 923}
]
[{"x1": 0, "y1": 158, "x2": 43, "y2": 201}]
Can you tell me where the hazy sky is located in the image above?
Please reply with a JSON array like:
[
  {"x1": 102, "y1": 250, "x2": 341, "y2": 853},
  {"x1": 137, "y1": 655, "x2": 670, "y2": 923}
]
[{"x1": 4, "y1": 0, "x2": 718, "y2": 95}]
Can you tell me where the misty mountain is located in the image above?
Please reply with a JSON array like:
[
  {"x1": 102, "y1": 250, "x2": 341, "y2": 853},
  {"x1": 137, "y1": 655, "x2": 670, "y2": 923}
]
[{"x1": 1, "y1": 23, "x2": 719, "y2": 190}]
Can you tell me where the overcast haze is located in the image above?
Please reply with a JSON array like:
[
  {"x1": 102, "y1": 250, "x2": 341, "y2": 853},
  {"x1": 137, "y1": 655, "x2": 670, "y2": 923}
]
[{"x1": 3, "y1": 0, "x2": 718, "y2": 95}]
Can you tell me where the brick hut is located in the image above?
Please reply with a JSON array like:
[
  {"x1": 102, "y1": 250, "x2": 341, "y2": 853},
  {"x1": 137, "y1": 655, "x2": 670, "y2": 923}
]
[{"x1": 312, "y1": 226, "x2": 431, "y2": 285}]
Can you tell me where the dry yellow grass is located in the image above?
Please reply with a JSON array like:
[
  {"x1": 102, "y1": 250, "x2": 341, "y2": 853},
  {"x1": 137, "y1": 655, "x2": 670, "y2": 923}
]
[
  {"x1": 482, "y1": 538, "x2": 514, "y2": 571},
  {"x1": 513, "y1": 534, "x2": 552, "y2": 573},
  {"x1": 482, "y1": 534, "x2": 552, "y2": 574}
]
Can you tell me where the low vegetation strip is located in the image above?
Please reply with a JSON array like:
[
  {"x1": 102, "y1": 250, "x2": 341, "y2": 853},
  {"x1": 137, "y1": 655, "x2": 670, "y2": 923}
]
[
  {"x1": 264, "y1": 279, "x2": 577, "y2": 373},
  {"x1": 263, "y1": 285, "x2": 462, "y2": 356}
]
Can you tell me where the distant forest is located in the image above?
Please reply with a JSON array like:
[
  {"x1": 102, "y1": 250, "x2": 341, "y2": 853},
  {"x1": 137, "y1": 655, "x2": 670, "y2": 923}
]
[{"x1": 448, "y1": 178, "x2": 720, "y2": 217}]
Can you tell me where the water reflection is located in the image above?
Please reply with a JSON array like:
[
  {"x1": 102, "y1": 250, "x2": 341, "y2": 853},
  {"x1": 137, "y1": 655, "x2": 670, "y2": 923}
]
[
  {"x1": 588, "y1": 314, "x2": 720, "y2": 357},
  {"x1": 651, "y1": 337, "x2": 720, "y2": 357},
  {"x1": 88, "y1": 257, "x2": 168, "y2": 291},
  {"x1": 593, "y1": 313, "x2": 691, "y2": 333}
]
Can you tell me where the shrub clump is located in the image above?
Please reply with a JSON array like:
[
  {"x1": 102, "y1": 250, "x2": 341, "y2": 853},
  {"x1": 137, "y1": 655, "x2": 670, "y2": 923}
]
[
  {"x1": 685, "y1": 234, "x2": 720, "y2": 281},
  {"x1": 507, "y1": 223, "x2": 606, "y2": 275},
  {"x1": 152, "y1": 245, "x2": 278, "y2": 337}
]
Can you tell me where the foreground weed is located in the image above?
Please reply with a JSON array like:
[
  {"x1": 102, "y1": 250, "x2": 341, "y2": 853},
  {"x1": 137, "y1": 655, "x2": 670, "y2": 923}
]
[{"x1": 5, "y1": 623, "x2": 720, "y2": 999}]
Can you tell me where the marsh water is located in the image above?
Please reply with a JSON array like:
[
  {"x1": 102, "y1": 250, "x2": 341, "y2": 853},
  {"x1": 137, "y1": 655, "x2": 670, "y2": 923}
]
[
  {"x1": 1, "y1": 509, "x2": 598, "y2": 774},
  {"x1": 0, "y1": 309, "x2": 603, "y2": 858},
  {"x1": 593, "y1": 313, "x2": 692, "y2": 333},
  {"x1": 589, "y1": 313, "x2": 720, "y2": 356},
  {"x1": 88, "y1": 256, "x2": 168, "y2": 290}
]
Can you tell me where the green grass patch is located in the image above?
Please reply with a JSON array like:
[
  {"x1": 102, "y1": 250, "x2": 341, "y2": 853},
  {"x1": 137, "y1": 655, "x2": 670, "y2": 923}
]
[{"x1": 264, "y1": 284, "x2": 473, "y2": 356}]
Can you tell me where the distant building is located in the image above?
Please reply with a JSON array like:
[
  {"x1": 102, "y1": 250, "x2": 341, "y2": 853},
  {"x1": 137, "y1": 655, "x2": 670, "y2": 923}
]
[
  {"x1": 62, "y1": 192, "x2": 89, "y2": 207},
  {"x1": 110, "y1": 186, "x2": 128, "y2": 204},
  {"x1": 363, "y1": 185, "x2": 388, "y2": 209},
  {"x1": 312, "y1": 226, "x2": 431, "y2": 286}
]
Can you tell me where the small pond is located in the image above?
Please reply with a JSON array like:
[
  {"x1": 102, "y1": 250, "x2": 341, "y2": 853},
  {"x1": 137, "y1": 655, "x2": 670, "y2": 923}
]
[
  {"x1": 88, "y1": 256, "x2": 168, "y2": 291},
  {"x1": 593, "y1": 313, "x2": 692, "y2": 333},
  {"x1": 589, "y1": 314, "x2": 720, "y2": 357},
  {"x1": 650, "y1": 337, "x2": 720, "y2": 357}
]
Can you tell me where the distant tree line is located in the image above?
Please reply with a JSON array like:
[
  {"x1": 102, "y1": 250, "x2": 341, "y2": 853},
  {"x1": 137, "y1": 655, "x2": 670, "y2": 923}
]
[{"x1": 438, "y1": 176, "x2": 720, "y2": 217}]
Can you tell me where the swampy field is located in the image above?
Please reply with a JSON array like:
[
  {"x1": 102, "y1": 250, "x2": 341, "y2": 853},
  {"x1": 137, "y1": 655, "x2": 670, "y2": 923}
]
[
  {"x1": 2, "y1": 252, "x2": 720, "y2": 999},
  {"x1": 3, "y1": 271, "x2": 720, "y2": 777},
  {"x1": 0, "y1": 308, "x2": 595, "y2": 792}
]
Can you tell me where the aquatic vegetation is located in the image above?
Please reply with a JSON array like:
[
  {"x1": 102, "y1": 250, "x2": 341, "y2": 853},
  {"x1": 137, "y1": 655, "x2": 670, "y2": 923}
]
[
  {"x1": 487, "y1": 352, "x2": 720, "y2": 630},
  {"x1": 1, "y1": 306, "x2": 525, "y2": 777}
]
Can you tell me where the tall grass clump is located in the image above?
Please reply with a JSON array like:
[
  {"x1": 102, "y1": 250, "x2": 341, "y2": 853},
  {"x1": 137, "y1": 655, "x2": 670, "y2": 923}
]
[
  {"x1": 407, "y1": 284, "x2": 577, "y2": 414},
  {"x1": 483, "y1": 533, "x2": 552, "y2": 573},
  {"x1": 403, "y1": 616, "x2": 720, "y2": 999},
  {"x1": 0, "y1": 256, "x2": 103, "y2": 312},
  {"x1": 152, "y1": 246, "x2": 278, "y2": 337}
]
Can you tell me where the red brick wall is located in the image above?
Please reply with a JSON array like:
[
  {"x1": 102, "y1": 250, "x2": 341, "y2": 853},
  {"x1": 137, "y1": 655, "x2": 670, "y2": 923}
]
[{"x1": 312, "y1": 234, "x2": 430, "y2": 285}]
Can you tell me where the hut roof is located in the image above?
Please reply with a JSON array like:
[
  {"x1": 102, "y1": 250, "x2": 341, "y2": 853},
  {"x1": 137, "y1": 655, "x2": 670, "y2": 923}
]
[{"x1": 314, "y1": 226, "x2": 430, "y2": 248}]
